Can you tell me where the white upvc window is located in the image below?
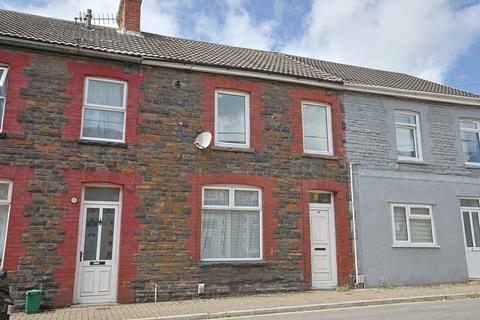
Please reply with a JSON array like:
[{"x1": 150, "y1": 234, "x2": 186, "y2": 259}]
[
  {"x1": 391, "y1": 204, "x2": 437, "y2": 247},
  {"x1": 302, "y1": 101, "x2": 333, "y2": 155},
  {"x1": 395, "y1": 111, "x2": 422, "y2": 161},
  {"x1": 201, "y1": 185, "x2": 262, "y2": 261},
  {"x1": 0, "y1": 180, "x2": 12, "y2": 268},
  {"x1": 0, "y1": 66, "x2": 9, "y2": 133},
  {"x1": 81, "y1": 77, "x2": 127, "y2": 142},
  {"x1": 214, "y1": 90, "x2": 250, "y2": 148},
  {"x1": 460, "y1": 119, "x2": 480, "y2": 165}
]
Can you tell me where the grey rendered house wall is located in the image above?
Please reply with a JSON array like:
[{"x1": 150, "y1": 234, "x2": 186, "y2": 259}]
[{"x1": 344, "y1": 92, "x2": 480, "y2": 287}]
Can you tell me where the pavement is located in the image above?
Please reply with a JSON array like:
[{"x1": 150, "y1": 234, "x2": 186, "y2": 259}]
[{"x1": 11, "y1": 281, "x2": 480, "y2": 320}]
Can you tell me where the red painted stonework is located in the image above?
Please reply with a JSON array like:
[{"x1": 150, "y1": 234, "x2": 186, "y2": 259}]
[
  {"x1": 0, "y1": 50, "x2": 30, "y2": 134},
  {"x1": 200, "y1": 76, "x2": 265, "y2": 150},
  {"x1": 289, "y1": 88, "x2": 345, "y2": 156},
  {"x1": 61, "y1": 61, "x2": 143, "y2": 145},
  {"x1": 0, "y1": 166, "x2": 34, "y2": 270},
  {"x1": 186, "y1": 173, "x2": 277, "y2": 262},
  {"x1": 53, "y1": 169, "x2": 141, "y2": 306},
  {"x1": 296, "y1": 179, "x2": 352, "y2": 287}
]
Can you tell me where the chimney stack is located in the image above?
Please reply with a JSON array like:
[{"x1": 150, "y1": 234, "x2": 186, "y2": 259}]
[{"x1": 117, "y1": 0, "x2": 142, "y2": 33}]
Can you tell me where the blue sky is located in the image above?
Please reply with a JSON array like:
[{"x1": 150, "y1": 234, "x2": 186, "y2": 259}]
[{"x1": 2, "y1": 0, "x2": 480, "y2": 94}]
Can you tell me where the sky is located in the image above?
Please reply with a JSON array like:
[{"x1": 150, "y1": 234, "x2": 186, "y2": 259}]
[{"x1": 1, "y1": 0, "x2": 480, "y2": 94}]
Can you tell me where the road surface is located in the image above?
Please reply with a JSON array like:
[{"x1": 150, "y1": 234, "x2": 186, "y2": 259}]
[{"x1": 229, "y1": 298, "x2": 480, "y2": 319}]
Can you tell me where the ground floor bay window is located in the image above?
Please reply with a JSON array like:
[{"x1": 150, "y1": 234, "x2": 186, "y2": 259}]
[{"x1": 201, "y1": 186, "x2": 262, "y2": 261}]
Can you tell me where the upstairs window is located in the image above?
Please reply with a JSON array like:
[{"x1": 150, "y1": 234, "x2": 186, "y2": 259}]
[
  {"x1": 215, "y1": 91, "x2": 250, "y2": 148},
  {"x1": 460, "y1": 119, "x2": 480, "y2": 164},
  {"x1": 395, "y1": 111, "x2": 422, "y2": 160},
  {"x1": 0, "y1": 180, "x2": 12, "y2": 268},
  {"x1": 81, "y1": 78, "x2": 127, "y2": 142},
  {"x1": 302, "y1": 102, "x2": 333, "y2": 155},
  {"x1": 201, "y1": 186, "x2": 262, "y2": 261},
  {"x1": 0, "y1": 66, "x2": 9, "y2": 132},
  {"x1": 391, "y1": 204, "x2": 436, "y2": 246}
]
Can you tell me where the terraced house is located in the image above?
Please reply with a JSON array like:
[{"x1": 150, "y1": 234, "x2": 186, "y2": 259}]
[{"x1": 0, "y1": 0, "x2": 479, "y2": 308}]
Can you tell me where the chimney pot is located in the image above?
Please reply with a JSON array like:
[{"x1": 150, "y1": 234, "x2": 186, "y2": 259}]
[{"x1": 117, "y1": 0, "x2": 142, "y2": 33}]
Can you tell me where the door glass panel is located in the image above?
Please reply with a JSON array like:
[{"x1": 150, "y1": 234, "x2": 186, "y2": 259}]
[
  {"x1": 99, "y1": 208, "x2": 115, "y2": 260},
  {"x1": 463, "y1": 211, "x2": 474, "y2": 248},
  {"x1": 393, "y1": 207, "x2": 408, "y2": 241},
  {"x1": 83, "y1": 208, "x2": 100, "y2": 260},
  {"x1": 309, "y1": 193, "x2": 332, "y2": 204},
  {"x1": 472, "y1": 212, "x2": 480, "y2": 247},
  {"x1": 84, "y1": 187, "x2": 120, "y2": 202}
]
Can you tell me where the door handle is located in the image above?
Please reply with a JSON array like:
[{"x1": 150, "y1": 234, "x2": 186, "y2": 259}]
[{"x1": 79, "y1": 251, "x2": 83, "y2": 262}]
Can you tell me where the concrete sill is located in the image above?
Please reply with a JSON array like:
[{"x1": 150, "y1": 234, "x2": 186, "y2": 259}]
[
  {"x1": 0, "y1": 132, "x2": 6, "y2": 139},
  {"x1": 392, "y1": 244, "x2": 440, "y2": 249},
  {"x1": 77, "y1": 139, "x2": 128, "y2": 148},
  {"x1": 199, "y1": 261, "x2": 268, "y2": 267},
  {"x1": 302, "y1": 153, "x2": 339, "y2": 160},
  {"x1": 465, "y1": 163, "x2": 480, "y2": 169},
  {"x1": 397, "y1": 159, "x2": 427, "y2": 166},
  {"x1": 212, "y1": 146, "x2": 254, "y2": 153}
]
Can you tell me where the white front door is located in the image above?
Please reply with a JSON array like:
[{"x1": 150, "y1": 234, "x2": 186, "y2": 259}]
[
  {"x1": 75, "y1": 204, "x2": 120, "y2": 304},
  {"x1": 309, "y1": 193, "x2": 337, "y2": 288},
  {"x1": 461, "y1": 209, "x2": 480, "y2": 279}
]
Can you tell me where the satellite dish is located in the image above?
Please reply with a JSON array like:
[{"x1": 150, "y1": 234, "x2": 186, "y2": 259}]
[{"x1": 194, "y1": 132, "x2": 212, "y2": 150}]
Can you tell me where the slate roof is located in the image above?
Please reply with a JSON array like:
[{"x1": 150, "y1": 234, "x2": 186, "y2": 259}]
[{"x1": 0, "y1": 8, "x2": 478, "y2": 98}]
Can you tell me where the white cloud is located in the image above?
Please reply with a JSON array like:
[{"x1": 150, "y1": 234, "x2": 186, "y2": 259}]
[
  {"x1": 0, "y1": 0, "x2": 182, "y2": 36},
  {"x1": 283, "y1": 0, "x2": 480, "y2": 83},
  {"x1": 192, "y1": 0, "x2": 276, "y2": 50}
]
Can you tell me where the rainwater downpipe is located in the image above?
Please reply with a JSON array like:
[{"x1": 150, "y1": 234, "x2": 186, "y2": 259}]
[{"x1": 349, "y1": 162, "x2": 359, "y2": 287}]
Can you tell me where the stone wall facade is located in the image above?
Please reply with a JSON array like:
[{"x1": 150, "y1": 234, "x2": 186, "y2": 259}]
[{"x1": 0, "y1": 46, "x2": 352, "y2": 306}]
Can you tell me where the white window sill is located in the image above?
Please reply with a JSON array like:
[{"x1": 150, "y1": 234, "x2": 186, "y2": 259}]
[
  {"x1": 77, "y1": 139, "x2": 127, "y2": 148},
  {"x1": 302, "y1": 153, "x2": 338, "y2": 160},
  {"x1": 465, "y1": 162, "x2": 480, "y2": 169},
  {"x1": 392, "y1": 244, "x2": 440, "y2": 249},
  {"x1": 199, "y1": 260, "x2": 266, "y2": 267},
  {"x1": 397, "y1": 159, "x2": 426, "y2": 165},
  {"x1": 212, "y1": 145, "x2": 254, "y2": 153}
]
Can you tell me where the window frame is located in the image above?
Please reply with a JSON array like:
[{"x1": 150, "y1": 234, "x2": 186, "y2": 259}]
[
  {"x1": 459, "y1": 119, "x2": 480, "y2": 166},
  {"x1": 214, "y1": 90, "x2": 250, "y2": 149},
  {"x1": 394, "y1": 110, "x2": 423, "y2": 161},
  {"x1": 301, "y1": 101, "x2": 333, "y2": 156},
  {"x1": 390, "y1": 203, "x2": 437, "y2": 248},
  {"x1": 201, "y1": 185, "x2": 262, "y2": 262},
  {"x1": 80, "y1": 77, "x2": 128, "y2": 143},
  {"x1": 0, "y1": 66, "x2": 9, "y2": 133},
  {"x1": 0, "y1": 180, "x2": 13, "y2": 269}
]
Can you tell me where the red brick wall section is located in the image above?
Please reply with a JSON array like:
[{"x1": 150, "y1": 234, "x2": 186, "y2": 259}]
[
  {"x1": 289, "y1": 88, "x2": 345, "y2": 156},
  {"x1": 0, "y1": 50, "x2": 30, "y2": 134},
  {"x1": 296, "y1": 179, "x2": 352, "y2": 287},
  {"x1": 0, "y1": 166, "x2": 35, "y2": 270},
  {"x1": 53, "y1": 169, "x2": 141, "y2": 306},
  {"x1": 200, "y1": 76, "x2": 265, "y2": 150},
  {"x1": 61, "y1": 61, "x2": 143, "y2": 145},
  {"x1": 186, "y1": 173, "x2": 277, "y2": 262}
]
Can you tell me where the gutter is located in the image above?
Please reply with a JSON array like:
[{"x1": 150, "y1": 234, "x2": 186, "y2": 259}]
[{"x1": 143, "y1": 59, "x2": 480, "y2": 107}]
